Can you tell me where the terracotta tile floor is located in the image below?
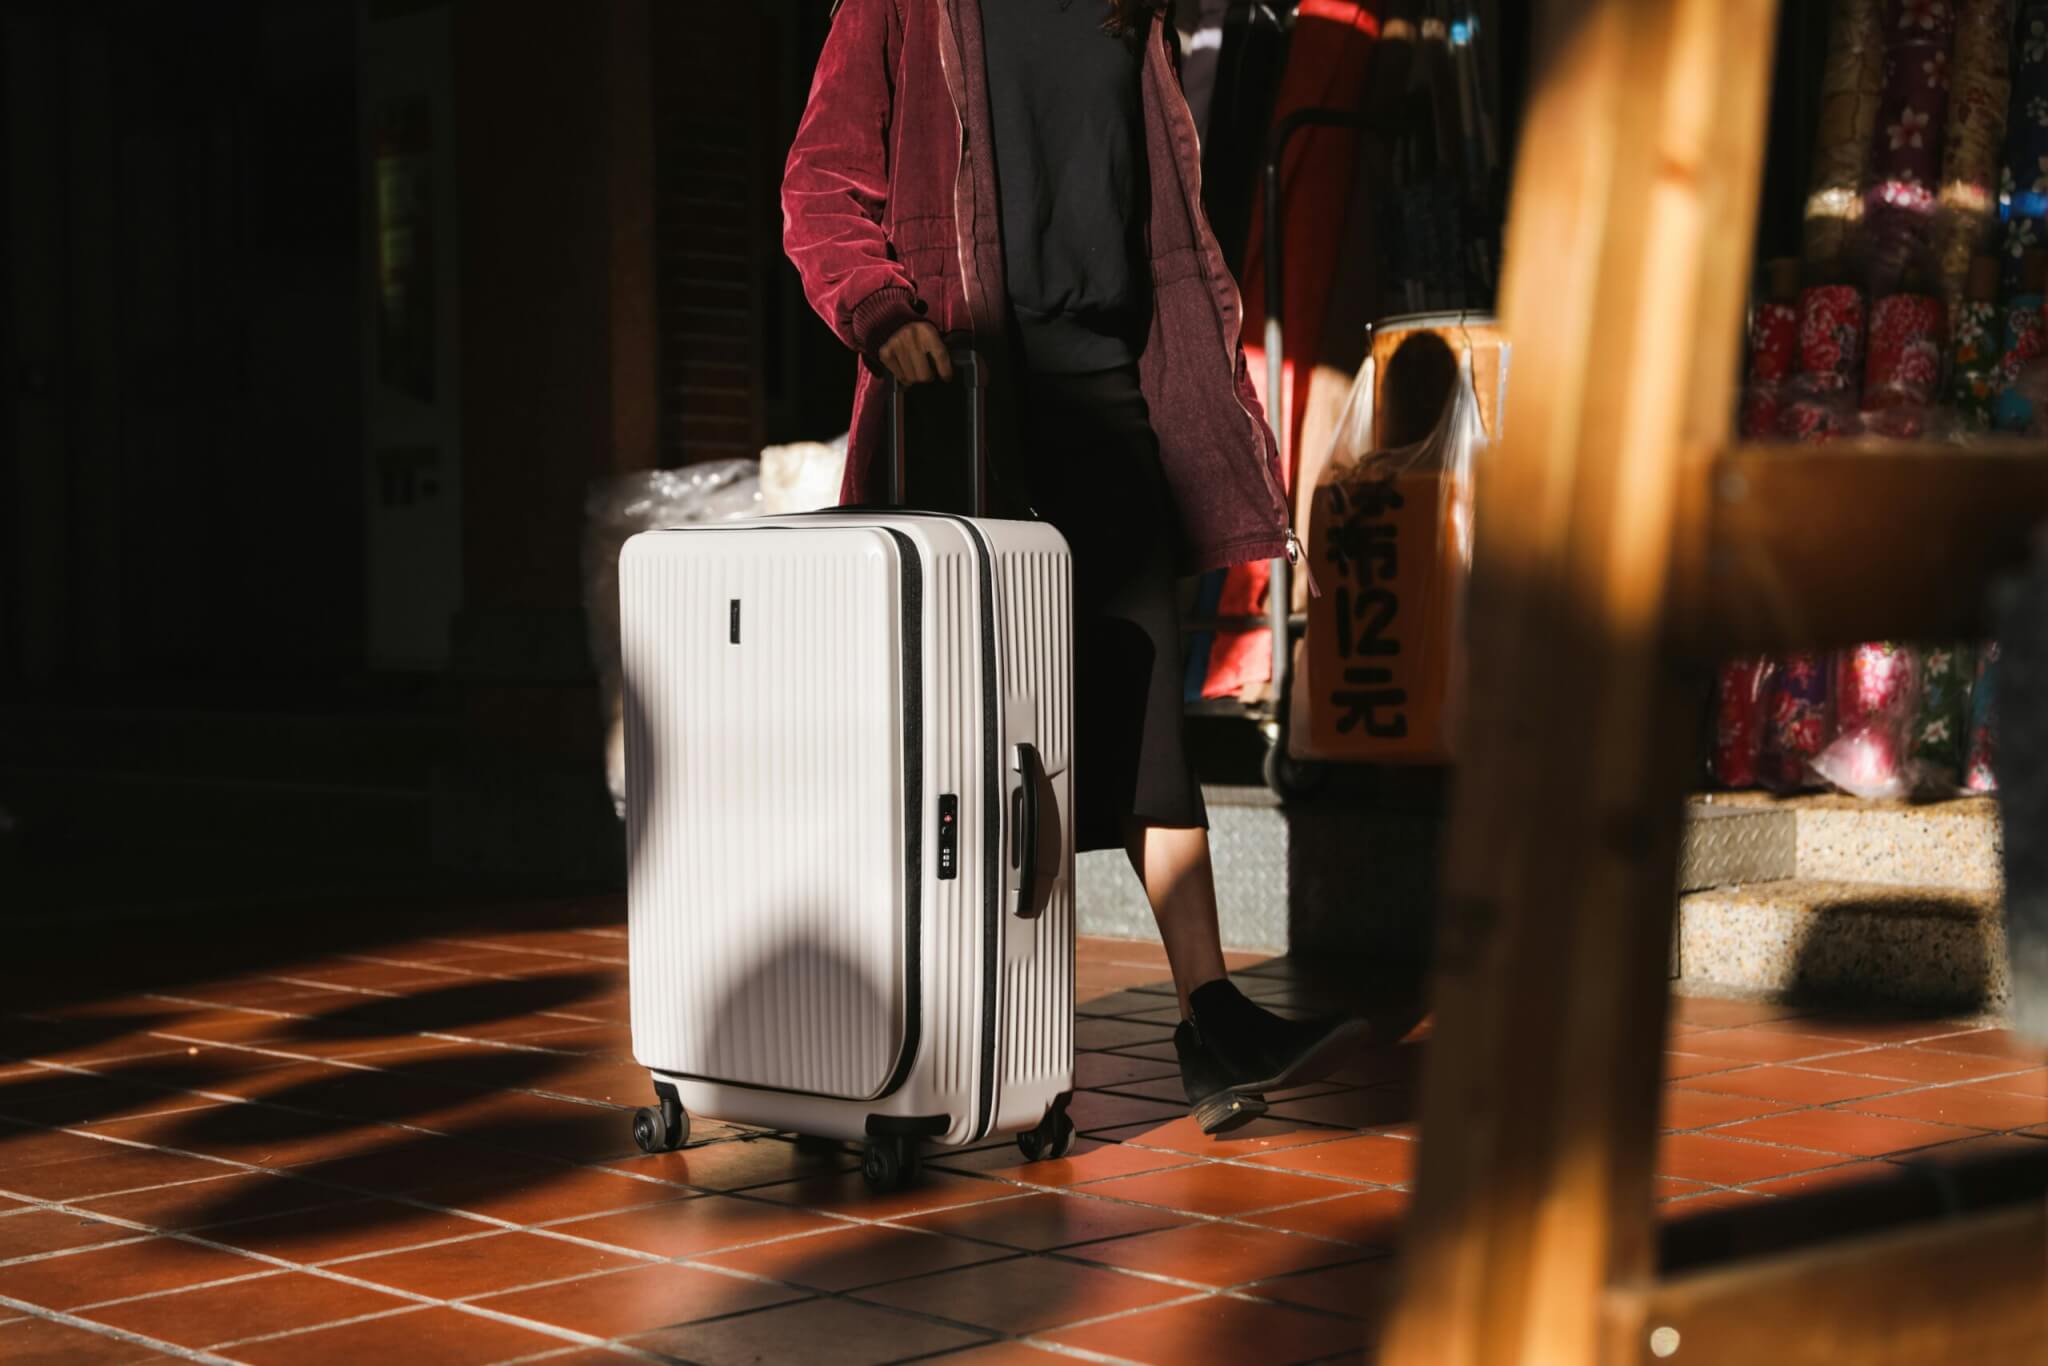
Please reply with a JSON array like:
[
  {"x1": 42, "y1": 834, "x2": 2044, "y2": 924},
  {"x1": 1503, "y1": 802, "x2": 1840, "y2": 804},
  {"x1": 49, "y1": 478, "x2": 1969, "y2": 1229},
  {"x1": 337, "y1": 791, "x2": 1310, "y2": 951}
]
[{"x1": 5, "y1": 913, "x2": 2047, "y2": 1364}]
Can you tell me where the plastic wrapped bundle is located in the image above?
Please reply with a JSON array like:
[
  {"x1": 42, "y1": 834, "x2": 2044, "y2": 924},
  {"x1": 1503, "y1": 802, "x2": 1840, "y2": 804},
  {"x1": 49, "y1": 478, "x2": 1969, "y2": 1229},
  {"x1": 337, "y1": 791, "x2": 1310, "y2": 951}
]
[
  {"x1": 1862, "y1": 0, "x2": 1957, "y2": 294},
  {"x1": 1861, "y1": 290, "x2": 1944, "y2": 435},
  {"x1": 1762, "y1": 652, "x2": 1837, "y2": 791},
  {"x1": 2000, "y1": 2, "x2": 2048, "y2": 285},
  {"x1": 1814, "y1": 641, "x2": 1921, "y2": 799},
  {"x1": 1909, "y1": 641, "x2": 1977, "y2": 788},
  {"x1": 1949, "y1": 255, "x2": 2003, "y2": 429},
  {"x1": 1937, "y1": 0, "x2": 2014, "y2": 319},
  {"x1": 1778, "y1": 284, "x2": 1868, "y2": 440},
  {"x1": 1993, "y1": 255, "x2": 2048, "y2": 429},
  {"x1": 1966, "y1": 640, "x2": 2001, "y2": 791},
  {"x1": 1742, "y1": 266, "x2": 1802, "y2": 437},
  {"x1": 759, "y1": 434, "x2": 848, "y2": 515},
  {"x1": 1803, "y1": 0, "x2": 1887, "y2": 272},
  {"x1": 1712, "y1": 657, "x2": 1775, "y2": 788}
]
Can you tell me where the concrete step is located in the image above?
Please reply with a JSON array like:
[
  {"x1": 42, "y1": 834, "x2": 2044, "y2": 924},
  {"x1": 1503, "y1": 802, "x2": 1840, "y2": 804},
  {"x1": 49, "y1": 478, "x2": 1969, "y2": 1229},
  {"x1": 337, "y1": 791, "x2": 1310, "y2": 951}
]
[
  {"x1": 1077, "y1": 785, "x2": 1439, "y2": 966},
  {"x1": 1096, "y1": 785, "x2": 2009, "y2": 1016},
  {"x1": 1677, "y1": 879, "x2": 2008, "y2": 1010},
  {"x1": 1696, "y1": 793, "x2": 2002, "y2": 891}
]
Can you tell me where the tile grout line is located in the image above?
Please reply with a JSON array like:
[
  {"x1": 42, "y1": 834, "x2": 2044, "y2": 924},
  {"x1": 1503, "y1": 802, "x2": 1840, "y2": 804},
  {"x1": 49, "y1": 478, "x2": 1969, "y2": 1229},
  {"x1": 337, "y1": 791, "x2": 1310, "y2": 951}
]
[
  {"x1": 10, "y1": 958, "x2": 2044, "y2": 1358},
  {"x1": 0, "y1": 1182, "x2": 663, "y2": 1357},
  {"x1": 206, "y1": 1302, "x2": 429, "y2": 1350},
  {"x1": 0, "y1": 1294, "x2": 246, "y2": 1365}
]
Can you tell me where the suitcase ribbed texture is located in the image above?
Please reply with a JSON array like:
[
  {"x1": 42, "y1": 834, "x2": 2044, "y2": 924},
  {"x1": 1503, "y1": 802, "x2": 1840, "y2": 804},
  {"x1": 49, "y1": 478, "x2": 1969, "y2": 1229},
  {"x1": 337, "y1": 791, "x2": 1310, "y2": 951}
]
[
  {"x1": 926, "y1": 547, "x2": 986, "y2": 1102},
  {"x1": 995, "y1": 548, "x2": 1075, "y2": 1091},
  {"x1": 624, "y1": 532, "x2": 906, "y2": 1101}
]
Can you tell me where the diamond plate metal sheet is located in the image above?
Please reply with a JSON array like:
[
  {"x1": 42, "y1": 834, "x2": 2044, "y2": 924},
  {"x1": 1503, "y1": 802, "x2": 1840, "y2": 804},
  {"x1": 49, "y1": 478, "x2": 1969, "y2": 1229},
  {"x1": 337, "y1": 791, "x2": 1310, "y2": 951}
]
[{"x1": 1678, "y1": 804, "x2": 1797, "y2": 893}]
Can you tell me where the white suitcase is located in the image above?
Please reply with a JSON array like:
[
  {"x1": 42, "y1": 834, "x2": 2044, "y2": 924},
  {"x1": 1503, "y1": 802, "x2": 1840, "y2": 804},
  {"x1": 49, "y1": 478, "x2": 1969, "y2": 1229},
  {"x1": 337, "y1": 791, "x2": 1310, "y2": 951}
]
[{"x1": 620, "y1": 351, "x2": 1077, "y2": 1190}]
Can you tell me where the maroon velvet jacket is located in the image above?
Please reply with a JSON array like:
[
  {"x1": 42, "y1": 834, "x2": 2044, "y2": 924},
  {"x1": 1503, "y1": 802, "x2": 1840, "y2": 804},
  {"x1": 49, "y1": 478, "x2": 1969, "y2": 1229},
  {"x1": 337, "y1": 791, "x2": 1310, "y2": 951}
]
[{"x1": 781, "y1": 0, "x2": 1291, "y2": 573}]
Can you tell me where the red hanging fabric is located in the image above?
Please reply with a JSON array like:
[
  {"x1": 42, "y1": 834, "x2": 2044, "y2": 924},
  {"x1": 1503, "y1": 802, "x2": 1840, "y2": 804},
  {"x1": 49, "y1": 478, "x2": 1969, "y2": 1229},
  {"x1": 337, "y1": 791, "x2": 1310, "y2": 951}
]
[{"x1": 1238, "y1": 0, "x2": 1383, "y2": 485}]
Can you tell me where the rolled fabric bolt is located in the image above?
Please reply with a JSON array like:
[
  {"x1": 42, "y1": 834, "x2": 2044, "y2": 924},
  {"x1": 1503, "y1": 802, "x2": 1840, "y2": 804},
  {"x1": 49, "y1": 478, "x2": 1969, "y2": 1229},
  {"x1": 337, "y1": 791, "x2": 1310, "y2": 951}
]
[
  {"x1": 1824, "y1": 641, "x2": 1918, "y2": 799},
  {"x1": 1840, "y1": 641, "x2": 1915, "y2": 727},
  {"x1": 1864, "y1": 1, "x2": 1957, "y2": 292},
  {"x1": 1763, "y1": 651, "x2": 1835, "y2": 792},
  {"x1": 1779, "y1": 284, "x2": 1867, "y2": 440},
  {"x1": 1950, "y1": 292, "x2": 2001, "y2": 429},
  {"x1": 1741, "y1": 299, "x2": 1798, "y2": 438},
  {"x1": 1937, "y1": 0, "x2": 2013, "y2": 319},
  {"x1": 1863, "y1": 291, "x2": 1943, "y2": 436},
  {"x1": 1803, "y1": 0, "x2": 1886, "y2": 271},
  {"x1": 2001, "y1": 2, "x2": 2048, "y2": 286},
  {"x1": 1797, "y1": 284, "x2": 1867, "y2": 390},
  {"x1": 1994, "y1": 289, "x2": 2047, "y2": 430},
  {"x1": 1911, "y1": 641, "x2": 1976, "y2": 787},
  {"x1": 1865, "y1": 293, "x2": 1944, "y2": 404},
  {"x1": 1712, "y1": 657, "x2": 1772, "y2": 788}
]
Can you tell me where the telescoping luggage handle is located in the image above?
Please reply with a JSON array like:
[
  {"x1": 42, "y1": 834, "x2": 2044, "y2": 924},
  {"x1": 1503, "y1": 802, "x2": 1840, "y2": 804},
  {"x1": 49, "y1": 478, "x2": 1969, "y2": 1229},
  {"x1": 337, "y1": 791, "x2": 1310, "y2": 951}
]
[{"x1": 885, "y1": 343, "x2": 990, "y2": 518}]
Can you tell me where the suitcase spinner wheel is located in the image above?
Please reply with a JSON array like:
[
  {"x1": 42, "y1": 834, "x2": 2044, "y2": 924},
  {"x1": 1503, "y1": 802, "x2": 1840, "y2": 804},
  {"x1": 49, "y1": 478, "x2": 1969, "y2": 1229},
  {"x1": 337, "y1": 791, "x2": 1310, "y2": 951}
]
[
  {"x1": 631, "y1": 1086, "x2": 689, "y2": 1154},
  {"x1": 1015, "y1": 1102, "x2": 1077, "y2": 1162},
  {"x1": 862, "y1": 1136, "x2": 924, "y2": 1194}
]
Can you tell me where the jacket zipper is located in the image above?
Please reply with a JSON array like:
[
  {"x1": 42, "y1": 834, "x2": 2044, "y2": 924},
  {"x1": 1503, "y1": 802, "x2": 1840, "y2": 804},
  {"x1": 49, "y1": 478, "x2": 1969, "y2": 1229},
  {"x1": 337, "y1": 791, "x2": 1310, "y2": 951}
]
[{"x1": 1151, "y1": 17, "x2": 1294, "y2": 551}]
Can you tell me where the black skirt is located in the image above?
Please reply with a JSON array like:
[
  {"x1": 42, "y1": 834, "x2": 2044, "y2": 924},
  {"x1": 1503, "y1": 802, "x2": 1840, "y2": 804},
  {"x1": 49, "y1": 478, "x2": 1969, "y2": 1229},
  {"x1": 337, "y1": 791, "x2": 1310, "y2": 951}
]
[{"x1": 1015, "y1": 365, "x2": 1208, "y2": 852}]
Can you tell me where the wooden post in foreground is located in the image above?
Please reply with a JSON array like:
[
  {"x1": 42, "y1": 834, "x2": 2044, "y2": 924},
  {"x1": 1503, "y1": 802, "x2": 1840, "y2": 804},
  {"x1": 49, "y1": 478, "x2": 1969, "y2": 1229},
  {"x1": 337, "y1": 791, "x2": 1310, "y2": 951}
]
[{"x1": 1379, "y1": 0, "x2": 1777, "y2": 1361}]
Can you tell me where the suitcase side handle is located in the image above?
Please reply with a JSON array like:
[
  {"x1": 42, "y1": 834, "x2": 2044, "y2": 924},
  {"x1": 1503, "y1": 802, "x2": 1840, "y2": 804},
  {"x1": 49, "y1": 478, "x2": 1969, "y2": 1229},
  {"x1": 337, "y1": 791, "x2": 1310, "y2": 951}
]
[
  {"x1": 1009, "y1": 742, "x2": 1044, "y2": 920},
  {"x1": 885, "y1": 343, "x2": 989, "y2": 517}
]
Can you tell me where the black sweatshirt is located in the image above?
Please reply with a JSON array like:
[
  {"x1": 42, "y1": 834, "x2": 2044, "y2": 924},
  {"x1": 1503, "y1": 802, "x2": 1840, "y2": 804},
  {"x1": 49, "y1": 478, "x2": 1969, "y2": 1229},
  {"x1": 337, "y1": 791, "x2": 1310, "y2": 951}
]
[{"x1": 982, "y1": 0, "x2": 1149, "y2": 373}]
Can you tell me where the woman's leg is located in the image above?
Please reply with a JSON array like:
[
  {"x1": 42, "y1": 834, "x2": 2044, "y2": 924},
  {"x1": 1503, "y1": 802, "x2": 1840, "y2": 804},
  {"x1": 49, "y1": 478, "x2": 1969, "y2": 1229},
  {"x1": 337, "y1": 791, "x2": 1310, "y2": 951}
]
[{"x1": 1123, "y1": 820, "x2": 1228, "y2": 1016}]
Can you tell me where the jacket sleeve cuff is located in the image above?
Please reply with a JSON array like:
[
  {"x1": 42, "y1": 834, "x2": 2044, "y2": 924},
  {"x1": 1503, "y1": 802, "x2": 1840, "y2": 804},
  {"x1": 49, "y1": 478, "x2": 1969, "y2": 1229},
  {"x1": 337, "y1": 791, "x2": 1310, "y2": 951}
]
[{"x1": 848, "y1": 286, "x2": 926, "y2": 359}]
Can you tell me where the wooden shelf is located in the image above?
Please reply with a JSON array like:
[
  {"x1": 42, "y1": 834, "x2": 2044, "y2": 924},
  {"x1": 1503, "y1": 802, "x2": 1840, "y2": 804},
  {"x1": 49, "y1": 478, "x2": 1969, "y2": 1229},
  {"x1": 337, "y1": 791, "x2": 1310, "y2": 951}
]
[{"x1": 1694, "y1": 440, "x2": 2048, "y2": 654}]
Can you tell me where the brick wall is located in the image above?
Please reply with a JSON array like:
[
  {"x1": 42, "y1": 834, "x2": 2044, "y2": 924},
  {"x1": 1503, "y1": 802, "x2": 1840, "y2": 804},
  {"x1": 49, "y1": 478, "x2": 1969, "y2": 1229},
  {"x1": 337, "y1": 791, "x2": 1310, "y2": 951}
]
[{"x1": 649, "y1": 5, "x2": 771, "y2": 466}]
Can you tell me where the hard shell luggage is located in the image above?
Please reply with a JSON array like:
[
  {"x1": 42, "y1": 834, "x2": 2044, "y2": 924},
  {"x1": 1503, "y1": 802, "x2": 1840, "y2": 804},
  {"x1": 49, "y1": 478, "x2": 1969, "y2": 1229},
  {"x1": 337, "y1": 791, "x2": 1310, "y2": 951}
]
[{"x1": 620, "y1": 349, "x2": 1078, "y2": 1192}]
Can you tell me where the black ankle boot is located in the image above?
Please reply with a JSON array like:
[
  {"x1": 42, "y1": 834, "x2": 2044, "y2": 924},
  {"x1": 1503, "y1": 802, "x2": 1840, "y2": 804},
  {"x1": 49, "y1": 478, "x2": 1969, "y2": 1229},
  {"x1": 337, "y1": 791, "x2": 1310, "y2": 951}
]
[
  {"x1": 1174, "y1": 1019, "x2": 1270, "y2": 1135},
  {"x1": 1188, "y1": 980, "x2": 1369, "y2": 1096}
]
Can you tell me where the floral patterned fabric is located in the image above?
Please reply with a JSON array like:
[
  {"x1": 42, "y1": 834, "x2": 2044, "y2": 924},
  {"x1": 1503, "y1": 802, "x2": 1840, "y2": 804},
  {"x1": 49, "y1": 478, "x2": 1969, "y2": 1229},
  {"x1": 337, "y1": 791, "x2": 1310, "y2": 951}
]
[
  {"x1": 2000, "y1": 1, "x2": 2048, "y2": 287},
  {"x1": 1951, "y1": 296, "x2": 2001, "y2": 427},
  {"x1": 1741, "y1": 301, "x2": 1799, "y2": 437},
  {"x1": 1911, "y1": 641, "x2": 1977, "y2": 785},
  {"x1": 1815, "y1": 642, "x2": 1922, "y2": 800},
  {"x1": 1994, "y1": 289, "x2": 2045, "y2": 429},
  {"x1": 1713, "y1": 657, "x2": 1774, "y2": 789},
  {"x1": 1864, "y1": 292, "x2": 1944, "y2": 435},
  {"x1": 1762, "y1": 651, "x2": 1836, "y2": 791},
  {"x1": 1780, "y1": 284, "x2": 1867, "y2": 440},
  {"x1": 1866, "y1": 293, "x2": 1944, "y2": 402},
  {"x1": 1866, "y1": 0, "x2": 1957, "y2": 289},
  {"x1": 1937, "y1": 1, "x2": 2013, "y2": 320}
]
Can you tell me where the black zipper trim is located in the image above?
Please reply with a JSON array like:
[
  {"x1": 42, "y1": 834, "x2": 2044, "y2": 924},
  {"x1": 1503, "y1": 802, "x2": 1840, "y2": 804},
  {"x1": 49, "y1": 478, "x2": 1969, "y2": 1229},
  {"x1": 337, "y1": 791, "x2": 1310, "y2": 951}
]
[
  {"x1": 931, "y1": 514, "x2": 1002, "y2": 1142},
  {"x1": 875, "y1": 528, "x2": 924, "y2": 1097}
]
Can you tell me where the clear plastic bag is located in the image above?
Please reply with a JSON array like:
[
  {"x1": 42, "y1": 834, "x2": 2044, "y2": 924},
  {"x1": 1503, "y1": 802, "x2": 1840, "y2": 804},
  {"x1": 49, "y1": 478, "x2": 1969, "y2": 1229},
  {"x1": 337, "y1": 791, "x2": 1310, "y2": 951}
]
[
  {"x1": 583, "y1": 460, "x2": 764, "y2": 817},
  {"x1": 1297, "y1": 342, "x2": 1483, "y2": 762},
  {"x1": 1813, "y1": 642, "x2": 1920, "y2": 800},
  {"x1": 760, "y1": 434, "x2": 848, "y2": 515}
]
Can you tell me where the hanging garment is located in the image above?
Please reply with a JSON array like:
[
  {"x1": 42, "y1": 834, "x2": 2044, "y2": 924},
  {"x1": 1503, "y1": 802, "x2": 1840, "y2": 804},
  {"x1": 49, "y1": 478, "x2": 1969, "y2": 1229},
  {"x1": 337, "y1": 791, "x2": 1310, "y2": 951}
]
[
  {"x1": 1177, "y1": 0, "x2": 1235, "y2": 141},
  {"x1": 1240, "y1": 0, "x2": 1384, "y2": 475},
  {"x1": 1200, "y1": 2, "x2": 1292, "y2": 276}
]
